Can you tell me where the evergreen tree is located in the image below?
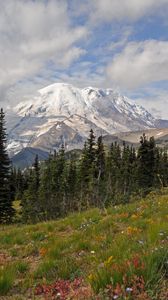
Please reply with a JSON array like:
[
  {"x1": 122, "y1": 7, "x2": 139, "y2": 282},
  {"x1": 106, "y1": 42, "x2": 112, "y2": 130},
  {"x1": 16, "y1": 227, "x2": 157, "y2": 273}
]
[
  {"x1": 83, "y1": 129, "x2": 97, "y2": 206},
  {"x1": 22, "y1": 155, "x2": 41, "y2": 223},
  {"x1": 18, "y1": 129, "x2": 168, "y2": 224},
  {"x1": 106, "y1": 142, "x2": 122, "y2": 204},
  {"x1": 95, "y1": 136, "x2": 106, "y2": 207},
  {"x1": 159, "y1": 149, "x2": 168, "y2": 187},
  {"x1": 39, "y1": 157, "x2": 53, "y2": 220},
  {"x1": 137, "y1": 134, "x2": 156, "y2": 193},
  {"x1": 0, "y1": 108, "x2": 14, "y2": 223},
  {"x1": 120, "y1": 142, "x2": 131, "y2": 198},
  {"x1": 15, "y1": 168, "x2": 24, "y2": 199},
  {"x1": 33, "y1": 155, "x2": 40, "y2": 191},
  {"x1": 65, "y1": 159, "x2": 78, "y2": 212},
  {"x1": 87, "y1": 129, "x2": 96, "y2": 165},
  {"x1": 78, "y1": 142, "x2": 90, "y2": 209},
  {"x1": 96, "y1": 136, "x2": 105, "y2": 181}
]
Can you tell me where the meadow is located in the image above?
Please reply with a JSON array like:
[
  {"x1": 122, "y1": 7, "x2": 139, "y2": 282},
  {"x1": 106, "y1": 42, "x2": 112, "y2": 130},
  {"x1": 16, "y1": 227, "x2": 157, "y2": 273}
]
[{"x1": 0, "y1": 190, "x2": 168, "y2": 299}]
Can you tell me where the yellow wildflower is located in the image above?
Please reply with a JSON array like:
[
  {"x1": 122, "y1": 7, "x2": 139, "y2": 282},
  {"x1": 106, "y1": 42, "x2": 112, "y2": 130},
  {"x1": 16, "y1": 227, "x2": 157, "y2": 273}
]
[
  {"x1": 127, "y1": 226, "x2": 141, "y2": 235},
  {"x1": 88, "y1": 273, "x2": 95, "y2": 281},
  {"x1": 104, "y1": 255, "x2": 113, "y2": 267},
  {"x1": 39, "y1": 247, "x2": 47, "y2": 257},
  {"x1": 147, "y1": 218, "x2": 154, "y2": 224},
  {"x1": 131, "y1": 214, "x2": 138, "y2": 219}
]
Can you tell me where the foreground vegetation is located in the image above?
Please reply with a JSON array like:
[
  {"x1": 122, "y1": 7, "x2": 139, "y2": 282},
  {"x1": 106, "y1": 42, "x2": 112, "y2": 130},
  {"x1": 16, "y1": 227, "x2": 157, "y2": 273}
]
[{"x1": 0, "y1": 190, "x2": 167, "y2": 299}]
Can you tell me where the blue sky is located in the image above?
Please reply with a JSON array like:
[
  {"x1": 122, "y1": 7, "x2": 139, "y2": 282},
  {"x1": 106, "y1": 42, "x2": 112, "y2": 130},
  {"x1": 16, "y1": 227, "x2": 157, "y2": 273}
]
[{"x1": 0, "y1": 0, "x2": 168, "y2": 118}]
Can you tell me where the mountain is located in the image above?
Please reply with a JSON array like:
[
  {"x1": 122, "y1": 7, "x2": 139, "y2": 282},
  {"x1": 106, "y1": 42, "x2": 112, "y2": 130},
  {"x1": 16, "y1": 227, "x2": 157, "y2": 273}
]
[
  {"x1": 103, "y1": 128, "x2": 168, "y2": 148},
  {"x1": 155, "y1": 119, "x2": 168, "y2": 128},
  {"x1": 6, "y1": 82, "x2": 167, "y2": 156},
  {"x1": 11, "y1": 147, "x2": 49, "y2": 169},
  {"x1": 11, "y1": 128, "x2": 168, "y2": 169}
]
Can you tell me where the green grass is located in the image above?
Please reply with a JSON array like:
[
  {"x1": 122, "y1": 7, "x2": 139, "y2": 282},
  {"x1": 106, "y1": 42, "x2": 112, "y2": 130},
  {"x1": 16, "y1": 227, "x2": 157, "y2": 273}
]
[
  {"x1": 0, "y1": 265, "x2": 16, "y2": 295},
  {"x1": 0, "y1": 189, "x2": 167, "y2": 299}
]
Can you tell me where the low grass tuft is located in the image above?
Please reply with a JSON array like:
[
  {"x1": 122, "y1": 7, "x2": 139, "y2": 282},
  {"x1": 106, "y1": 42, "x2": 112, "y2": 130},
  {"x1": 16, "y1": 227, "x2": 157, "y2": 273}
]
[{"x1": 0, "y1": 265, "x2": 16, "y2": 296}]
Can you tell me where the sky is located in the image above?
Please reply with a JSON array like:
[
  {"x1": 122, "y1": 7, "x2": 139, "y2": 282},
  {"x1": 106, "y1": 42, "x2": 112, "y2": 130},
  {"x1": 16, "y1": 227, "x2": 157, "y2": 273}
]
[{"x1": 0, "y1": 0, "x2": 168, "y2": 119}]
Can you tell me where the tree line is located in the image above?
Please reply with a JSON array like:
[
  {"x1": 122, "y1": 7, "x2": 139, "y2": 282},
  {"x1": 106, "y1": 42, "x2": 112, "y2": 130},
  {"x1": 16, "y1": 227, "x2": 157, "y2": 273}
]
[{"x1": 0, "y1": 108, "x2": 168, "y2": 224}]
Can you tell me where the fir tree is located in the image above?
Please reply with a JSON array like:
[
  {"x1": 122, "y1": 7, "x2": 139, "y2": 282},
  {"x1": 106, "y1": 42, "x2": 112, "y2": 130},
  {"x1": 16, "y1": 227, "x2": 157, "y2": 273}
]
[
  {"x1": 0, "y1": 108, "x2": 14, "y2": 223},
  {"x1": 95, "y1": 135, "x2": 106, "y2": 208},
  {"x1": 87, "y1": 129, "x2": 96, "y2": 165},
  {"x1": 66, "y1": 159, "x2": 78, "y2": 212},
  {"x1": 96, "y1": 136, "x2": 105, "y2": 181},
  {"x1": 15, "y1": 168, "x2": 24, "y2": 199},
  {"x1": 22, "y1": 155, "x2": 41, "y2": 223},
  {"x1": 18, "y1": 129, "x2": 168, "y2": 224},
  {"x1": 33, "y1": 155, "x2": 40, "y2": 191},
  {"x1": 137, "y1": 134, "x2": 156, "y2": 193}
]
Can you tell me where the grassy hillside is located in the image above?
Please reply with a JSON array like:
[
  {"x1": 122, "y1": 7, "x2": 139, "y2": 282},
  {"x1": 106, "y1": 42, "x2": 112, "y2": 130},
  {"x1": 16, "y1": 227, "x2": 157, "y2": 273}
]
[{"x1": 0, "y1": 191, "x2": 168, "y2": 299}]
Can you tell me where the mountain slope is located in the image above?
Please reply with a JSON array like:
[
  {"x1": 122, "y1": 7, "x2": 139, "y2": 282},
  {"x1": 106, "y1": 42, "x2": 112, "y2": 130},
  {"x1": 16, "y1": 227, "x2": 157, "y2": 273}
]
[
  {"x1": 6, "y1": 82, "x2": 166, "y2": 156},
  {"x1": 103, "y1": 128, "x2": 168, "y2": 148},
  {"x1": 11, "y1": 147, "x2": 49, "y2": 169}
]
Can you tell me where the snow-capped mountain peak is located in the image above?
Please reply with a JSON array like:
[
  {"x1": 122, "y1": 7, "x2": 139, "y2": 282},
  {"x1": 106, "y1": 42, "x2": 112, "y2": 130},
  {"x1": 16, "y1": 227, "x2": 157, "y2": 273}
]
[{"x1": 7, "y1": 82, "x2": 158, "y2": 156}]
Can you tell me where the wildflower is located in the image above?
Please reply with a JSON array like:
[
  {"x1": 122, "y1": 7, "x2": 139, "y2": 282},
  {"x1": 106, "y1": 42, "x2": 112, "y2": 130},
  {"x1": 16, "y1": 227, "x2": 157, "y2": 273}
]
[
  {"x1": 39, "y1": 248, "x2": 47, "y2": 257},
  {"x1": 107, "y1": 256, "x2": 113, "y2": 264},
  {"x1": 138, "y1": 240, "x2": 144, "y2": 245},
  {"x1": 113, "y1": 295, "x2": 119, "y2": 299},
  {"x1": 88, "y1": 273, "x2": 95, "y2": 281},
  {"x1": 78, "y1": 250, "x2": 85, "y2": 257},
  {"x1": 98, "y1": 262, "x2": 104, "y2": 268},
  {"x1": 126, "y1": 287, "x2": 133, "y2": 292},
  {"x1": 90, "y1": 250, "x2": 95, "y2": 254},
  {"x1": 56, "y1": 292, "x2": 61, "y2": 297},
  {"x1": 127, "y1": 226, "x2": 141, "y2": 235},
  {"x1": 104, "y1": 256, "x2": 113, "y2": 267},
  {"x1": 95, "y1": 235, "x2": 105, "y2": 242},
  {"x1": 131, "y1": 214, "x2": 138, "y2": 219},
  {"x1": 147, "y1": 218, "x2": 154, "y2": 224}
]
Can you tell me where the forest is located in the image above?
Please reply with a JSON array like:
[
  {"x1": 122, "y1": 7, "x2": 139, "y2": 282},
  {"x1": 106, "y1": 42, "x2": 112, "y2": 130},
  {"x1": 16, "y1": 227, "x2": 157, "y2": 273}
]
[{"x1": 0, "y1": 108, "x2": 168, "y2": 224}]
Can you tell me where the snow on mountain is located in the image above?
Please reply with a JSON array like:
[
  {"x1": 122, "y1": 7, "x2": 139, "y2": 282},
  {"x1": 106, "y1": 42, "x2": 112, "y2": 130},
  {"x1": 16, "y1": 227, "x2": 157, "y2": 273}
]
[{"x1": 7, "y1": 82, "x2": 158, "y2": 156}]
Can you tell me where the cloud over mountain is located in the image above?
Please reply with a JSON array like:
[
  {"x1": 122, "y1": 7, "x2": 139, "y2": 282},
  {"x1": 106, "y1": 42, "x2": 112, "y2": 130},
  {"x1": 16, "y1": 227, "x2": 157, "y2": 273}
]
[{"x1": 107, "y1": 40, "x2": 168, "y2": 89}]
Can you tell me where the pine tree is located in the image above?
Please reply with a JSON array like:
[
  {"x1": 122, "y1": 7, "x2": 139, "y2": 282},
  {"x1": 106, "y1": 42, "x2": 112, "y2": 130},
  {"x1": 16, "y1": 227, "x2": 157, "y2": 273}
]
[
  {"x1": 15, "y1": 168, "x2": 24, "y2": 199},
  {"x1": 39, "y1": 157, "x2": 53, "y2": 220},
  {"x1": 0, "y1": 108, "x2": 14, "y2": 223},
  {"x1": 96, "y1": 136, "x2": 105, "y2": 181},
  {"x1": 106, "y1": 142, "x2": 122, "y2": 204},
  {"x1": 33, "y1": 155, "x2": 40, "y2": 191},
  {"x1": 84, "y1": 129, "x2": 97, "y2": 206},
  {"x1": 137, "y1": 134, "x2": 156, "y2": 193},
  {"x1": 121, "y1": 143, "x2": 131, "y2": 199},
  {"x1": 87, "y1": 129, "x2": 96, "y2": 165},
  {"x1": 159, "y1": 149, "x2": 168, "y2": 187},
  {"x1": 22, "y1": 155, "x2": 41, "y2": 223},
  {"x1": 94, "y1": 136, "x2": 106, "y2": 208},
  {"x1": 66, "y1": 159, "x2": 78, "y2": 212}
]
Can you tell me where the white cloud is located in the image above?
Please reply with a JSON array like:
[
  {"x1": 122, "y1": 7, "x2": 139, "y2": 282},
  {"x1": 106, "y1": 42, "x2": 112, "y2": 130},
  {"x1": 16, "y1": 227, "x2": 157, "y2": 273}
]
[
  {"x1": 0, "y1": 0, "x2": 168, "y2": 121},
  {"x1": 106, "y1": 40, "x2": 168, "y2": 89},
  {"x1": 0, "y1": 0, "x2": 88, "y2": 104},
  {"x1": 107, "y1": 27, "x2": 133, "y2": 52},
  {"x1": 88, "y1": 0, "x2": 168, "y2": 23},
  {"x1": 131, "y1": 93, "x2": 168, "y2": 119}
]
